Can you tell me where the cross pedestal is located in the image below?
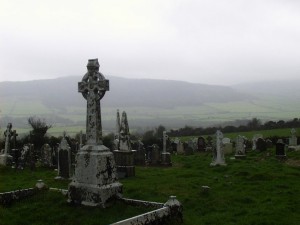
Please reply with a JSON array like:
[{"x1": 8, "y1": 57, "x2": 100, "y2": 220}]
[{"x1": 68, "y1": 59, "x2": 122, "y2": 207}]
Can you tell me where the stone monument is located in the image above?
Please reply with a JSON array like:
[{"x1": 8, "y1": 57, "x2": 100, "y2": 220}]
[
  {"x1": 275, "y1": 139, "x2": 287, "y2": 159},
  {"x1": 0, "y1": 123, "x2": 13, "y2": 166},
  {"x1": 235, "y1": 135, "x2": 246, "y2": 159},
  {"x1": 68, "y1": 59, "x2": 122, "y2": 207},
  {"x1": 113, "y1": 111, "x2": 136, "y2": 178},
  {"x1": 56, "y1": 132, "x2": 72, "y2": 179},
  {"x1": 161, "y1": 131, "x2": 172, "y2": 166},
  {"x1": 210, "y1": 130, "x2": 226, "y2": 166},
  {"x1": 289, "y1": 128, "x2": 297, "y2": 146}
]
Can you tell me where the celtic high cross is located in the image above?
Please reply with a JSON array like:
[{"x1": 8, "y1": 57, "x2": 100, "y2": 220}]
[{"x1": 78, "y1": 59, "x2": 109, "y2": 145}]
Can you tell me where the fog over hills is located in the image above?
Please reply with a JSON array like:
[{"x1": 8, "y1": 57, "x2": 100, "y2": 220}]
[
  {"x1": 1, "y1": 76, "x2": 300, "y2": 133},
  {"x1": 0, "y1": 75, "x2": 253, "y2": 109}
]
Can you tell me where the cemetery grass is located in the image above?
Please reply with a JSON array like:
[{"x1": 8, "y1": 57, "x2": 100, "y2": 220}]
[{"x1": 1, "y1": 150, "x2": 300, "y2": 225}]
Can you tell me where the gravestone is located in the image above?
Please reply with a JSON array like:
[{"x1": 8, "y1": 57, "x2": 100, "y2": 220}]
[
  {"x1": 235, "y1": 135, "x2": 246, "y2": 159},
  {"x1": 161, "y1": 131, "x2": 172, "y2": 166},
  {"x1": 151, "y1": 144, "x2": 161, "y2": 165},
  {"x1": 184, "y1": 140, "x2": 194, "y2": 155},
  {"x1": 197, "y1": 136, "x2": 206, "y2": 151},
  {"x1": 56, "y1": 133, "x2": 71, "y2": 179},
  {"x1": 222, "y1": 138, "x2": 233, "y2": 154},
  {"x1": 41, "y1": 144, "x2": 52, "y2": 167},
  {"x1": 252, "y1": 134, "x2": 263, "y2": 150},
  {"x1": 68, "y1": 59, "x2": 122, "y2": 207},
  {"x1": 177, "y1": 141, "x2": 184, "y2": 155},
  {"x1": 113, "y1": 111, "x2": 136, "y2": 178},
  {"x1": 275, "y1": 139, "x2": 286, "y2": 159},
  {"x1": 18, "y1": 145, "x2": 30, "y2": 169},
  {"x1": 134, "y1": 140, "x2": 146, "y2": 165},
  {"x1": 289, "y1": 128, "x2": 297, "y2": 146},
  {"x1": 210, "y1": 130, "x2": 226, "y2": 166},
  {"x1": 11, "y1": 148, "x2": 20, "y2": 169},
  {"x1": 256, "y1": 138, "x2": 267, "y2": 152},
  {"x1": 0, "y1": 123, "x2": 13, "y2": 166}
]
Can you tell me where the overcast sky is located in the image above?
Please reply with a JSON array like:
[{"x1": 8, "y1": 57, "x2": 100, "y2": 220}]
[{"x1": 1, "y1": 0, "x2": 300, "y2": 85}]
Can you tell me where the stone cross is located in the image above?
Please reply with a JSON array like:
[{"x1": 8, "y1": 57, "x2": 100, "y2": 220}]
[
  {"x1": 12, "y1": 130, "x2": 18, "y2": 149},
  {"x1": 115, "y1": 109, "x2": 121, "y2": 140},
  {"x1": 119, "y1": 111, "x2": 131, "y2": 151},
  {"x1": 78, "y1": 59, "x2": 109, "y2": 145},
  {"x1": 4, "y1": 123, "x2": 13, "y2": 155},
  {"x1": 163, "y1": 131, "x2": 168, "y2": 153}
]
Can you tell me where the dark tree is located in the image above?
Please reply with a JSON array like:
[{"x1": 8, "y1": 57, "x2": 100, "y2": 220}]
[{"x1": 27, "y1": 116, "x2": 52, "y2": 152}]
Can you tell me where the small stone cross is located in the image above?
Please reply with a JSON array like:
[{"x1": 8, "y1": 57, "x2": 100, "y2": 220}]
[{"x1": 4, "y1": 123, "x2": 13, "y2": 154}]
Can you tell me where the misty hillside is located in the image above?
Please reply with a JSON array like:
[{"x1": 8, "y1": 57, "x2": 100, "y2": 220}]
[
  {"x1": 2, "y1": 76, "x2": 300, "y2": 133},
  {"x1": 232, "y1": 80, "x2": 300, "y2": 99},
  {"x1": 0, "y1": 76, "x2": 253, "y2": 109}
]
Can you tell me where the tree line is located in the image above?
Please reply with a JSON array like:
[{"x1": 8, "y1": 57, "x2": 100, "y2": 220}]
[{"x1": 168, "y1": 118, "x2": 300, "y2": 137}]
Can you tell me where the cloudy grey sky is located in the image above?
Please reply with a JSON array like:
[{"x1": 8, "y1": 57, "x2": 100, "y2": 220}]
[{"x1": 1, "y1": 0, "x2": 300, "y2": 85}]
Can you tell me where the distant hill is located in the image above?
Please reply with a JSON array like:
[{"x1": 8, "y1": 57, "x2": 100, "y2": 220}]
[
  {"x1": 1, "y1": 76, "x2": 300, "y2": 134},
  {"x1": 0, "y1": 75, "x2": 253, "y2": 109}
]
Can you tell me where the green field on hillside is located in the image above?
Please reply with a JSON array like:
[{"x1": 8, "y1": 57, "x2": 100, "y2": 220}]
[{"x1": 1, "y1": 149, "x2": 300, "y2": 225}]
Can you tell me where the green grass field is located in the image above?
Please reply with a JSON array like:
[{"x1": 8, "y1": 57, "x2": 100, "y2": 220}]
[{"x1": 1, "y1": 149, "x2": 300, "y2": 225}]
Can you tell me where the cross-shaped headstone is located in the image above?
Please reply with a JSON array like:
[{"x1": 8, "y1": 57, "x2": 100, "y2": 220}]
[
  {"x1": 4, "y1": 123, "x2": 13, "y2": 155},
  {"x1": 78, "y1": 59, "x2": 109, "y2": 145},
  {"x1": 12, "y1": 130, "x2": 18, "y2": 149}
]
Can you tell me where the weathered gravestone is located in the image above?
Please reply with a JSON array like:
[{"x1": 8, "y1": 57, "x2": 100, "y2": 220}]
[
  {"x1": 252, "y1": 134, "x2": 263, "y2": 150},
  {"x1": 68, "y1": 59, "x2": 122, "y2": 207},
  {"x1": 210, "y1": 130, "x2": 226, "y2": 166},
  {"x1": 18, "y1": 145, "x2": 30, "y2": 169},
  {"x1": 134, "y1": 140, "x2": 146, "y2": 166},
  {"x1": 256, "y1": 138, "x2": 267, "y2": 152},
  {"x1": 289, "y1": 128, "x2": 297, "y2": 146},
  {"x1": 113, "y1": 111, "x2": 136, "y2": 178},
  {"x1": 41, "y1": 144, "x2": 52, "y2": 167},
  {"x1": 197, "y1": 136, "x2": 206, "y2": 151},
  {"x1": 0, "y1": 123, "x2": 13, "y2": 166},
  {"x1": 235, "y1": 135, "x2": 246, "y2": 159},
  {"x1": 56, "y1": 133, "x2": 71, "y2": 179},
  {"x1": 275, "y1": 139, "x2": 286, "y2": 159},
  {"x1": 222, "y1": 138, "x2": 233, "y2": 154},
  {"x1": 184, "y1": 140, "x2": 194, "y2": 155},
  {"x1": 161, "y1": 131, "x2": 172, "y2": 166},
  {"x1": 176, "y1": 141, "x2": 184, "y2": 155},
  {"x1": 151, "y1": 144, "x2": 161, "y2": 165}
]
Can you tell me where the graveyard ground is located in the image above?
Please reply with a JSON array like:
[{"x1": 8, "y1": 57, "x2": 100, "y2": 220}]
[{"x1": 0, "y1": 149, "x2": 300, "y2": 225}]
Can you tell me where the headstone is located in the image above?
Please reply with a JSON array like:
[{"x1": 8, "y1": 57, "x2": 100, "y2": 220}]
[
  {"x1": 68, "y1": 59, "x2": 122, "y2": 207},
  {"x1": 289, "y1": 128, "x2": 297, "y2": 146},
  {"x1": 177, "y1": 141, "x2": 184, "y2": 155},
  {"x1": 113, "y1": 111, "x2": 136, "y2": 177},
  {"x1": 11, "y1": 148, "x2": 20, "y2": 168},
  {"x1": 222, "y1": 138, "x2": 231, "y2": 144},
  {"x1": 256, "y1": 138, "x2": 267, "y2": 152},
  {"x1": 235, "y1": 135, "x2": 246, "y2": 159},
  {"x1": 266, "y1": 139, "x2": 273, "y2": 149},
  {"x1": 41, "y1": 144, "x2": 52, "y2": 167},
  {"x1": 197, "y1": 136, "x2": 206, "y2": 151},
  {"x1": 161, "y1": 131, "x2": 172, "y2": 166},
  {"x1": 184, "y1": 140, "x2": 194, "y2": 155},
  {"x1": 0, "y1": 123, "x2": 13, "y2": 166},
  {"x1": 252, "y1": 134, "x2": 263, "y2": 150},
  {"x1": 56, "y1": 133, "x2": 71, "y2": 179},
  {"x1": 222, "y1": 138, "x2": 233, "y2": 154},
  {"x1": 275, "y1": 139, "x2": 286, "y2": 159},
  {"x1": 134, "y1": 140, "x2": 146, "y2": 165},
  {"x1": 18, "y1": 145, "x2": 30, "y2": 169},
  {"x1": 151, "y1": 144, "x2": 161, "y2": 165},
  {"x1": 210, "y1": 130, "x2": 226, "y2": 166}
]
